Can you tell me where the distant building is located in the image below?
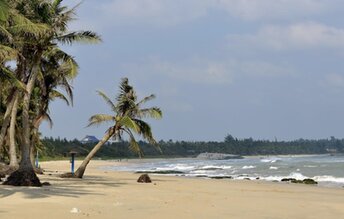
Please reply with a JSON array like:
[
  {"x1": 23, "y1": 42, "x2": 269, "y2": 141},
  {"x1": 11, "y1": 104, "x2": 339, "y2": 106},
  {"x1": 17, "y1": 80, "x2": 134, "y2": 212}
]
[{"x1": 80, "y1": 135, "x2": 99, "y2": 144}]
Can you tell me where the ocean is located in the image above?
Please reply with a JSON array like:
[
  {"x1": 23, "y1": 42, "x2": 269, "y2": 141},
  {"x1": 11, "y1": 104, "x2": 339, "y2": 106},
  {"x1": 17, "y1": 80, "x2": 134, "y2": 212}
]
[{"x1": 103, "y1": 154, "x2": 344, "y2": 188}]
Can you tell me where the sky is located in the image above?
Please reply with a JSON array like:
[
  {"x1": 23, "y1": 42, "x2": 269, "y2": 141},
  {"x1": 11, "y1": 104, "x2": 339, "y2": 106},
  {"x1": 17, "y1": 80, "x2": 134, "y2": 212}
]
[{"x1": 41, "y1": 0, "x2": 344, "y2": 142}]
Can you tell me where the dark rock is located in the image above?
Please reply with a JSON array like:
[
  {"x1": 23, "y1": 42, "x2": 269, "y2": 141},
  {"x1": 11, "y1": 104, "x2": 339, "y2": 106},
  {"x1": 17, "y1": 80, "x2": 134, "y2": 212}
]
[
  {"x1": 256, "y1": 177, "x2": 260, "y2": 180},
  {"x1": 135, "y1": 170, "x2": 184, "y2": 174},
  {"x1": 137, "y1": 174, "x2": 152, "y2": 183},
  {"x1": 42, "y1": 182, "x2": 51, "y2": 186},
  {"x1": 210, "y1": 176, "x2": 233, "y2": 179},
  {"x1": 303, "y1": 179, "x2": 318, "y2": 185},
  {"x1": 291, "y1": 179, "x2": 303, "y2": 184},
  {"x1": 281, "y1": 178, "x2": 296, "y2": 182},
  {"x1": 244, "y1": 178, "x2": 251, "y2": 180},
  {"x1": 195, "y1": 175, "x2": 208, "y2": 178}
]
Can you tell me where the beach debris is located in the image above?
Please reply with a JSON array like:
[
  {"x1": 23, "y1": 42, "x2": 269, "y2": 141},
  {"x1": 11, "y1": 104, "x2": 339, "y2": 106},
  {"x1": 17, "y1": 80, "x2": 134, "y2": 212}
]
[
  {"x1": 70, "y1": 208, "x2": 81, "y2": 213},
  {"x1": 137, "y1": 174, "x2": 152, "y2": 183}
]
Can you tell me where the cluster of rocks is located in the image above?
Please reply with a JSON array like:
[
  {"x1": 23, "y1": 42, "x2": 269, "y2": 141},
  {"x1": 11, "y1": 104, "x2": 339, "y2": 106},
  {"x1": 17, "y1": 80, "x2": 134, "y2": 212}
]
[{"x1": 281, "y1": 178, "x2": 318, "y2": 185}]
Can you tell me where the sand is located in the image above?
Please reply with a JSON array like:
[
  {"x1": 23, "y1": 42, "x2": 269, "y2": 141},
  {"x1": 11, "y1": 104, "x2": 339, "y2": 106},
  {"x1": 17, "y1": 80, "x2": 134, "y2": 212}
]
[{"x1": 1, "y1": 160, "x2": 344, "y2": 219}]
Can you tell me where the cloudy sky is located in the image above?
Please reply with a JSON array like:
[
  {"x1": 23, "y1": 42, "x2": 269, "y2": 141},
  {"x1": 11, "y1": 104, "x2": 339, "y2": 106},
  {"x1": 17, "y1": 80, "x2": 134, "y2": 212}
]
[{"x1": 41, "y1": 0, "x2": 344, "y2": 141}]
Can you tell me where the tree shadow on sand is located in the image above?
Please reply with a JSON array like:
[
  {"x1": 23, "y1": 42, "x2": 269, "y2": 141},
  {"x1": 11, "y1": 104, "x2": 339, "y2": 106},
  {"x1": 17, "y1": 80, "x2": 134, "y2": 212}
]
[{"x1": 0, "y1": 174, "x2": 127, "y2": 199}]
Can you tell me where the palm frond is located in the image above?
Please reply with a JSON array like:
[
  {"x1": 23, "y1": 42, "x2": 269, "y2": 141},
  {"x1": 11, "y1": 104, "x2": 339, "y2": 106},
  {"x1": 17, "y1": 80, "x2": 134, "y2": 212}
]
[
  {"x1": 138, "y1": 107, "x2": 162, "y2": 119},
  {"x1": 49, "y1": 89, "x2": 70, "y2": 106},
  {"x1": 133, "y1": 118, "x2": 161, "y2": 153},
  {"x1": 118, "y1": 115, "x2": 140, "y2": 133},
  {"x1": 42, "y1": 113, "x2": 54, "y2": 129},
  {"x1": 56, "y1": 31, "x2": 101, "y2": 44},
  {"x1": 123, "y1": 128, "x2": 144, "y2": 158},
  {"x1": 137, "y1": 94, "x2": 156, "y2": 107},
  {"x1": 9, "y1": 12, "x2": 49, "y2": 38},
  {"x1": 87, "y1": 114, "x2": 115, "y2": 127},
  {"x1": 0, "y1": 25, "x2": 13, "y2": 42},
  {"x1": 0, "y1": 0, "x2": 9, "y2": 21},
  {"x1": 0, "y1": 45, "x2": 17, "y2": 62},
  {"x1": 97, "y1": 90, "x2": 117, "y2": 113},
  {"x1": 0, "y1": 67, "x2": 25, "y2": 90}
]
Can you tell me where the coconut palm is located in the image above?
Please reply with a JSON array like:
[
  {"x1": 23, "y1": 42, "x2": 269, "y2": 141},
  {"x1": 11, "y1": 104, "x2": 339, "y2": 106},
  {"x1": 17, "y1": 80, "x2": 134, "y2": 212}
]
[
  {"x1": 74, "y1": 78, "x2": 162, "y2": 178},
  {"x1": 3, "y1": 0, "x2": 100, "y2": 186}
]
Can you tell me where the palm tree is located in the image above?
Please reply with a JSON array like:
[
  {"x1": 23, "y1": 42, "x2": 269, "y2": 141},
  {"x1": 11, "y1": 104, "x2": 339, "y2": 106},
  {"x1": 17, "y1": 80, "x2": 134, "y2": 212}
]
[
  {"x1": 74, "y1": 78, "x2": 162, "y2": 178},
  {"x1": 3, "y1": 0, "x2": 100, "y2": 186}
]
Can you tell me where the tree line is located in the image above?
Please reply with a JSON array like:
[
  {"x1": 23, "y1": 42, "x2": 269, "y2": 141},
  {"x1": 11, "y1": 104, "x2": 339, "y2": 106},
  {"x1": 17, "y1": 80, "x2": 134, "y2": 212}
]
[{"x1": 39, "y1": 134, "x2": 344, "y2": 159}]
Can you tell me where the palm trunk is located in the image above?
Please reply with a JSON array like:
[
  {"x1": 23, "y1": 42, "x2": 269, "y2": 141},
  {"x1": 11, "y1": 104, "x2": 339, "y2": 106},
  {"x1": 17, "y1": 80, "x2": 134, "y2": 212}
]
[
  {"x1": 8, "y1": 94, "x2": 19, "y2": 168},
  {"x1": 74, "y1": 129, "x2": 114, "y2": 178},
  {"x1": 4, "y1": 64, "x2": 42, "y2": 186},
  {"x1": 0, "y1": 93, "x2": 16, "y2": 151}
]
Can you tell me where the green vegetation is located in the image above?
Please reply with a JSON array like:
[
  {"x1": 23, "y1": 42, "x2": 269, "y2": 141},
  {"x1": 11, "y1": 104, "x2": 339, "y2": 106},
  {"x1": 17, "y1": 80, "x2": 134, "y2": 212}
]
[{"x1": 39, "y1": 134, "x2": 344, "y2": 159}]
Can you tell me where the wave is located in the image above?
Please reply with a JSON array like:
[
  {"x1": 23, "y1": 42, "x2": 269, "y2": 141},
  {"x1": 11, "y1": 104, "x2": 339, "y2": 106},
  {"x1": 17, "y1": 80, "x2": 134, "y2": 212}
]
[
  {"x1": 242, "y1": 165, "x2": 256, "y2": 169},
  {"x1": 269, "y1": 166, "x2": 279, "y2": 170},
  {"x1": 313, "y1": 175, "x2": 344, "y2": 183},
  {"x1": 260, "y1": 158, "x2": 282, "y2": 163}
]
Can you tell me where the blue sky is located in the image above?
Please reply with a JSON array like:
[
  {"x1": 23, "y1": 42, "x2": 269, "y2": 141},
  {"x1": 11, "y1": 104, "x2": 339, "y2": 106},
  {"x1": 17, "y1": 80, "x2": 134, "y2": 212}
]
[{"x1": 41, "y1": 0, "x2": 344, "y2": 141}]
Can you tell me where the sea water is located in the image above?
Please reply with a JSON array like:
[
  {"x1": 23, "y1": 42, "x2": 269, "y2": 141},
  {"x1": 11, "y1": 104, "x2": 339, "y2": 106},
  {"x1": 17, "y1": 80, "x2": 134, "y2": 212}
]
[{"x1": 103, "y1": 154, "x2": 344, "y2": 187}]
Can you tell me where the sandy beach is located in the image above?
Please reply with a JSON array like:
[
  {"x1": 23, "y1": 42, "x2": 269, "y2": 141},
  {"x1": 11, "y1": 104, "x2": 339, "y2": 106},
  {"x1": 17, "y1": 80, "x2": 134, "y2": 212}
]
[{"x1": 1, "y1": 160, "x2": 344, "y2": 219}]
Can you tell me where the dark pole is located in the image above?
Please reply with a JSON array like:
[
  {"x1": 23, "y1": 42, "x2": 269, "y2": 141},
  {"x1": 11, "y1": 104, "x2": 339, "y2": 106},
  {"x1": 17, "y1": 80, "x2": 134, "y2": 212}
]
[{"x1": 71, "y1": 153, "x2": 75, "y2": 174}]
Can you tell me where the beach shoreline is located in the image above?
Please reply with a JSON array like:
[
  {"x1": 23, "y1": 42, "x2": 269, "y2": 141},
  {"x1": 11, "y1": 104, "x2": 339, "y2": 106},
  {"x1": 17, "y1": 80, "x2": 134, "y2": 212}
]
[{"x1": 1, "y1": 160, "x2": 344, "y2": 219}]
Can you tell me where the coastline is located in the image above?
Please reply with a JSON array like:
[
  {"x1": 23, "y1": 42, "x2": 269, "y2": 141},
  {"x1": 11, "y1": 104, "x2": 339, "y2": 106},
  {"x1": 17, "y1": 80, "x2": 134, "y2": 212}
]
[{"x1": 1, "y1": 160, "x2": 344, "y2": 219}]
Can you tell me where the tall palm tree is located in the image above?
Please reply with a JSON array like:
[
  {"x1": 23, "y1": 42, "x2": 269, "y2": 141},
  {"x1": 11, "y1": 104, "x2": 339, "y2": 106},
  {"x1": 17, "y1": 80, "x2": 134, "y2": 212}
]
[
  {"x1": 74, "y1": 78, "x2": 162, "y2": 178},
  {"x1": 4, "y1": 0, "x2": 100, "y2": 186}
]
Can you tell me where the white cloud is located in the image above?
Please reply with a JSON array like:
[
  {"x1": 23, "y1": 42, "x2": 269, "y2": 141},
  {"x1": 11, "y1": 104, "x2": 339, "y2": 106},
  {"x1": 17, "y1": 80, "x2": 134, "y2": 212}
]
[
  {"x1": 228, "y1": 22, "x2": 344, "y2": 51},
  {"x1": 94, "y1": 0, "x2": 340, "y2": 27}
]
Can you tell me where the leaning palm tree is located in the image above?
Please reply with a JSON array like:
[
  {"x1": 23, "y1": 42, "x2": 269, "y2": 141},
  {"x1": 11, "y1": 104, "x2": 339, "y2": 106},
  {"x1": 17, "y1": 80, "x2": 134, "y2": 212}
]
[{"x1": 74, "y1": 78, "x2": 162, "y2": 178}]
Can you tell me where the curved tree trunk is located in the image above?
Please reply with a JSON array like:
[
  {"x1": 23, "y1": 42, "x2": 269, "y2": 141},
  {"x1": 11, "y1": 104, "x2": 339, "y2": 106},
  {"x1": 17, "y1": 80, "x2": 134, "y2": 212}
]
[
  {"x1": 0, "y1": 93, "x2": 16, "y2": 151},
  {"x1": 74, "y1": 129, "x2": 114, "y2": 178},
  {"x1": 8, "y1": 94, "x2": 19, "y2": 168},
  {"x1": 4, "y1": 67, "x2": 42, "y2": 187}
]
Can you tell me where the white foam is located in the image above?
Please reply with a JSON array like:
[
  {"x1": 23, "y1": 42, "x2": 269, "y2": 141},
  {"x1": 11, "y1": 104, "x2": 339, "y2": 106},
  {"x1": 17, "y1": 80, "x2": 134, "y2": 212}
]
[
  {"x1": 269, "y1": 166, "x2": 279, "y2": 170},
  {"x1": 156, "y1": 164, "x2": 195, "y2": 171},
  {"x1": 242, "y1": 165, "x2": 256, "y2": 169},
  {"x1": 260, "y1": 158, "x2": 280, "y2": 163},
  {"x1": 313, "y1": 175, "x2": 344, "y2": 183}
]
